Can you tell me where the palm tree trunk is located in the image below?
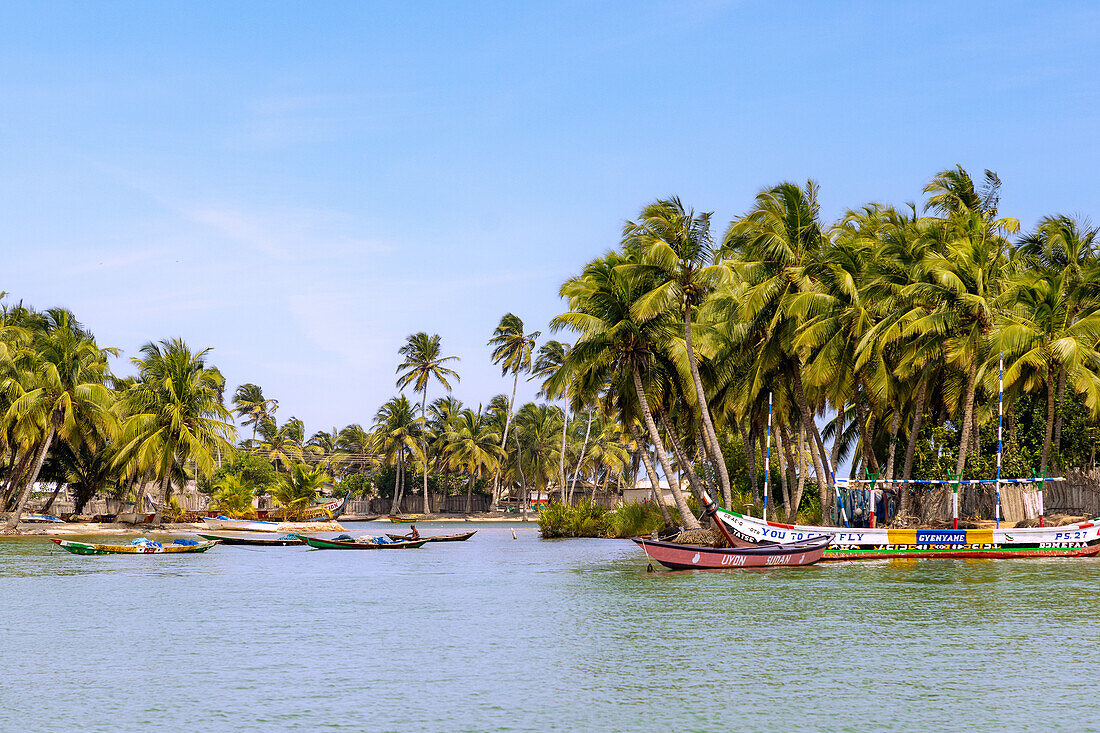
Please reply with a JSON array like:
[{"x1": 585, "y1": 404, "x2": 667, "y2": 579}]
[
  {"x1": 1052, "y1": 367, "x2": 1067, "y2": 467},
  {"x1": 2, "y1": 450, "x2": 34, "y2": 511},
  {"x1": 792, "y1": 369, "x2": 829, "y2": 513},
  {"x1": 775, "y1": 424, "x2": 792, "y2": 520},
  {"x1": 955, "y1": 357, "x2": 980, "y2": 477},
  {"x1": 558, "y1": 385, "x2": 569, "y2": 499},
  {"x1": 683, "y1": 306, "x2": 732, "y2": 508},
  {"x1": 568, "y1": 412, "x2": 593, "y2": 503},
  {"x1": 465, "y1": 470, "x2": 475, "y2": 514},
  {"x1": 739, "y1": 418, "x2": 759, "y2": 504},
  {"x1": 492, "y1": 372, "x2": 521, "y2": 510},
  {"x1": 4, "y1": 419, "x2": 58, "y2": 531},
  {"x1": 658, "y1": 409, "x2": 709, "y2": 510},
  {"x1": 41, "y1": 482, "x2": 66, "y2": 514},
  {"x1": 632, "y1": 364, "x2": 699, "y2": 530},
  {"x1": 899, "y1": 369, "x2": 930, "y2": 518},
  {"x1": 628, "y1": 422, "x2": 673, "y2": 526},
  {"x1": 391, "y1": 458, "x2": 403, "y2": 514},
  {"x1": 514, "y1": 431, "x2": 528, "y2": 520},
  {"x1": 1040, "y1": 377, "x2": 1056, "y2": 478},
  {"x1": 884, "y1": 411, "x2": 901, "y2": 481},
  {"x1": 853, "y1": 386, "x2": 879, "y2": 473},
  {"x1": 420, "y1": 391, "x2": 431, "y2": 515}
]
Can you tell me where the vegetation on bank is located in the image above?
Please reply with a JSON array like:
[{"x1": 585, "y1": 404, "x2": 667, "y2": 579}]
[{"x1": 3, "y1": 165, "x2": 1100, "y2": 529}]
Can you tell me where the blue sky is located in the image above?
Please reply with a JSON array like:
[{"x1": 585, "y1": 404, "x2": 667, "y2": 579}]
[{"x1": 2, "y1": 1, "x2": 1098, "y2": 434}]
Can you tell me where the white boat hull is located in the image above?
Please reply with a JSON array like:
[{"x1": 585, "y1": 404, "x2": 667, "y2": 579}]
[
  {"x1": 716, "y1": 510, "x2": 1100, "y2": 550},
  {"x1": 201, "y1": 517, "x2": 283, "y2": 532}
]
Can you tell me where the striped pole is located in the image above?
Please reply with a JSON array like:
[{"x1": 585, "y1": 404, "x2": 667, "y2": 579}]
[
  {"x1": 1038, "y1": 470, "x2": 1045, "y2": 528},
  {"x1": 950, "y1": 471, "x2": 960, "y2": 530},
  {"x1": 762, "y1": 392, "x2": 772, "y2": 520},
  {"x1": 996, "y1": 352, "x2": 1004, "y2": 529}
]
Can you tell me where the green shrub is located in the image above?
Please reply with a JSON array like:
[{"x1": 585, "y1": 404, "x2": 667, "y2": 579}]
[
  {"x1": 608, "y1": 501, "x2": 669, "y2": 538},
  {"x1": 537, "y1": 499, "x2": 611, "y2": 538}
]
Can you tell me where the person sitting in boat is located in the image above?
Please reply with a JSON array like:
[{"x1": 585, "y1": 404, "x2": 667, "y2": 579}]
[{"x1": 409, "y1": 524, "x2": 420, "y2": 540}]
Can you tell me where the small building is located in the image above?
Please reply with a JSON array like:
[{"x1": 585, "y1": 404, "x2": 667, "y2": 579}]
[{"x1": 622, "y1": 478, "x2": 686, "y2": 508}]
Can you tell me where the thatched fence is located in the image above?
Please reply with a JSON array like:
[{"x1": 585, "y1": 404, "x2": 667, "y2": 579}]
[{"x1": 998, "y1": 469, "x2": 1100, "y2": 522}]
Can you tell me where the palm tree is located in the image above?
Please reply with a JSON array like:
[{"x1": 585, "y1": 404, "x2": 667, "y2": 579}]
[
  {"x1": 723, "y1": 181, "x2": 834, "y2": 507},
  {"x1": 372, "y1": 395, "x2": 423, "y2": 514},
  {"x1": 1, "y1": 309, "x2": 117, "y2": 528},
  {"x1": 621, "y1": 197, "x2": 733, "y2": 507},
  {"x1": 553, "y1": 253, "x2": 701, "y2": 529},
  {"x1": 513, "y1": 402, "x2": 564, "y2": 514},
  {"x1": 488, "y1": 314, "x2": 539, "y2": 509},
  {"x1": 254, "y1": 417, "x2": 305, "y2": 472},
  {"x1": 906, "y1": 166, "x2": 1019, "y2": 477},
  {"x1": 114, "y1": 339, "x2": 236, "y2": 523},
  {"x1": 232, "y1": 383, "x2": 278, "y2": 447},
  {"x1": 396, "y1": 332, "x2": 460, "y2": 516},
  {"x1": 273, "y1": 462, "x2": 331, "y2": 519},
  {"x1": 442, "y1": 408, "x2": 502, "y2": 513}
]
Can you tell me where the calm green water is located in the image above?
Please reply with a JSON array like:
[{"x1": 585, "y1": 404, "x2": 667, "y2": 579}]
[{"x1": 2, "y1": 522, "x2": 1098, "y2": 733}]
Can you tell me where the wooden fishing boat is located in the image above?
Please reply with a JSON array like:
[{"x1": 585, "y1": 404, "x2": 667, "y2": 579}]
[
  {"x1": 295, "y1": 534, "x2": 427, "y2": 550},
  {"x1": 195, "y1": 533, "x2": 304, "y2": 546},
  {"x1": 386, "y1": 530, "x2": 477, "y2": 543},
  {"x1": 117, "y1": 512, "x2": 156, "y2": 524},
  {"x1": 387, "y1": 515, "x2": 421, "y2": 523},
  {"x1": 51, "y1": 538, "x2": 220, "y2": 555},
  {"x1": 258, "y1": 493, "x2": 351, "y2": 521},
  {"x1": 714, "y1": 510, "x2": 1100, "y2": 561},
  {"x1": 201, "y1": 516, "x2": 284, "y2": 532},
  {"x1": 21, "y1": 513, "x2": 64, "y2": 523},
  {"x1": 633, "y1": 534, "x2": 832, "y2": 570}
]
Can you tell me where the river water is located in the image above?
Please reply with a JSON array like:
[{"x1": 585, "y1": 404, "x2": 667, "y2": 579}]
[{"x1": 2, "y1": 522, "x2": 1097, "y2": 732}]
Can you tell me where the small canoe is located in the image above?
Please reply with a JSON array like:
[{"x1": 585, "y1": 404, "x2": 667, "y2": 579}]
[
  {"x1": 196, "y1": 533, "x2": 304, "y2": 546},
  {"x1": 386, "y1": 530, "x2": 477, "y2": 543},
  {"x1": 51, "y1": 538, "x2": 220, "y2": 555},
  {"x1": 22, "y1": 514, "x2": 64, "y2": 523},
  {"x1": 296, "y1": 534, "x2": 427, "y2": 550},
  {"x1": 387, "y1": 515, "x2": 421, "y2": 523},
  {"x1": 632, "y1": 534, "x2": 832, "y2": 570}
]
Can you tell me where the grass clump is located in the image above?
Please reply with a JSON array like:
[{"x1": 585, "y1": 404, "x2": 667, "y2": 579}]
[
  {"x1": 538, "y1": 500, "x2": 673, "y2": 539},
  {"x1": 538, "y1": 499, "x2": 611, "y2": 538}
]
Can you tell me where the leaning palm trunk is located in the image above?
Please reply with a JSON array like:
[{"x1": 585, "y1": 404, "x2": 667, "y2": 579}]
[
  {"x1": 4, "y1": 419, "x2": 58, "y2": 531},
  {"x1": 2, "y1": 450, "x2": 34, "y2": 511},
  {"x1": 793, "y1": 370, "x2": 830, "y2": 500},
  {"x1": 41, "y1": 482, "x2": 65, "y2": 514},
  {"x1": 899, "y1": 374, "x2": 929, "y2": 518},
  {"x1": 568, "y1": 412, "x2": 593, "y2": 503},
  {"x1": 514, "y1": 432, "x2": 528, "y2": 519},
  {"x1": 738, "y1": 419, "x2": 759, "y2": 504},
  {"x1": 632, "y1": 365, "x2": 699, "y2": 530},
  {"x1": 658, "y1": 410, "x2": 710, "y2": 511},
  {"x1": 491, "y1": 373, "x2": 520, "y2": 511},
  {"x1": 774, "y1": 425, "x2": 792, "y2": 520},
  {"x1": 955, "y1": 358, "x2": 979, "y2": 477},
  {"x1": 558, "y1": 385, "x2": 569, "y2": 500},
  {"x1": 628, "y1": 422, "x2": 673, "y2": 526},
  {"x1": 884, "y1": 411, "x2": 901, "y2": 482},
  {"x1": 683, "y1": 306, "x2": 732, "y2": 508}
]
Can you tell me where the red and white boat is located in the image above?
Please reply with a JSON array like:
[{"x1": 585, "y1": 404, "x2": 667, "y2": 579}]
[{"x1": 632, "y1": 534, "x2": 832, "y2": 570}]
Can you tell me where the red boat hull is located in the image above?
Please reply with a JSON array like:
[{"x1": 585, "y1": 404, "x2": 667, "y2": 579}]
[{"x1": 632, "y1": 535, "x2": 831, "y2": 570}]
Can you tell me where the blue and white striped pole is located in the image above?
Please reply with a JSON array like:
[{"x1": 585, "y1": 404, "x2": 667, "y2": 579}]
[
  {"x1": 996, "y1": 352, "x2": 1004, "y2": 529},
  {"x1": 763, "y1": 392, "x2": 772, "y2": 520}
]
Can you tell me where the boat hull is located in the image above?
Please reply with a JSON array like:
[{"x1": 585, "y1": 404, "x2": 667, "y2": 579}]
[
  {"x1": 715, "y1": 510, "x2": 1100, "y2": 561},
  {"x1": 385, "y1": 530, "x2": 477, "y2": 543},
  {"x1": 387, "y1": 515, "x2": 420, "y2": 523},
  {"x1": 195, "y1": 533, "x2": 304, "y2": 546},
  {"x1": 201, "y1": 517, "x2": 284, "y2": 532},
  {"x1": 632, "y1": 535, "x2": 831, "y2": 570},
  {"x1": 51, "y1": 539, "x2": 220, "y2": 555},
  {"x1": 297, "y1": 535, "x2": 427, "y2": 550}
]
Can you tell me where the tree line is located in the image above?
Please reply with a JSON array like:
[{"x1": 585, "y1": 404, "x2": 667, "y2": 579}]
[{"x1": 3, "y1": 165, "x2": 1098, "y2": 527}]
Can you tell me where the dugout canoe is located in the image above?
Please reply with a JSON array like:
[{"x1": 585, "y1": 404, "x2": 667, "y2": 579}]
[
  {"x1": 632, "y1": 534, "x2": 832, "y2": 570},
  {"x1": 51, "y1": 538, "x2": 220, "y2": 555},
  {"x1": 201, "y1": 517, "x2": 284, "y2": 532},
  {"x1": 295, "y1": 534, "x2": 427, "y2": 550},
  {"x1": 195, "y1": 533, "x2": 305, "y2": 546},
  {"x1": 714, "y1": 510, "x2": 1100, "y2": 561},
  {"x1": 385, "y1": 530, "x2": 477, "y2": 543},
  {"x1": 387, "y1": 515, "x2": 421, "y2": 523}
]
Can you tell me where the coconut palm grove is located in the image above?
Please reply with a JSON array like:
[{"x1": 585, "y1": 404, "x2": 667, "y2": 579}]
[{"x1": 3, "y1": 165, "x2": 1097, "y2": 533}]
